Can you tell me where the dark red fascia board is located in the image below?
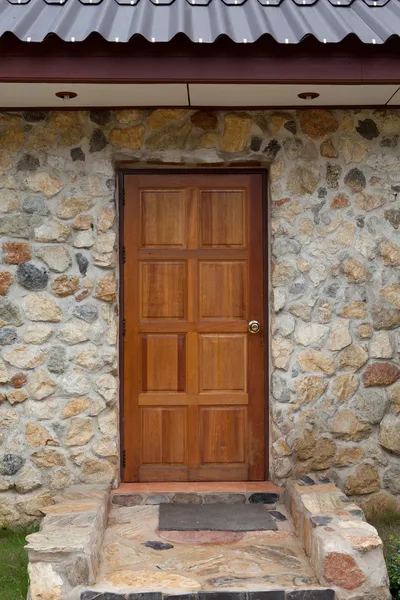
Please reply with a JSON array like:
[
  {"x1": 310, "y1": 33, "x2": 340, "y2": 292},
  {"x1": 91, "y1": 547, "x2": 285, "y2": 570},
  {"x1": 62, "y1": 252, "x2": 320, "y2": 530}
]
[{"x1": 1, "y1": 34, "x2": 400, "y2": 84}]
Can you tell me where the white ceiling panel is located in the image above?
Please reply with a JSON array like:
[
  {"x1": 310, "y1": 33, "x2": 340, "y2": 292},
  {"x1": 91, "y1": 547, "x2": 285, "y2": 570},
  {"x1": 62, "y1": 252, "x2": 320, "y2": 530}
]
[
  {"x1": 0, "y1": 83, "x2": 188, "y2": 108},
  {"x1": 189, "y1": 84, "x2": 400, "y2": 107}
]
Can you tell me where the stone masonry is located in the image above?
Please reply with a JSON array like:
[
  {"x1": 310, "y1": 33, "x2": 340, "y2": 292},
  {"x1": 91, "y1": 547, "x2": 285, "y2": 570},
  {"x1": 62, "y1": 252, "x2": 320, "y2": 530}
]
[{"x1": 0, "y1": 108, "x2": 399, "y2": 525}]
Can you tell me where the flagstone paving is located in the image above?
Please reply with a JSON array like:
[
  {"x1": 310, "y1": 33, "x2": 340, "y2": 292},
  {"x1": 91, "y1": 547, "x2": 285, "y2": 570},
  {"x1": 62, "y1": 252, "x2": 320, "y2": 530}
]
[{"x1": 93, "y1": 503, "x2": 318, "y2": 595}]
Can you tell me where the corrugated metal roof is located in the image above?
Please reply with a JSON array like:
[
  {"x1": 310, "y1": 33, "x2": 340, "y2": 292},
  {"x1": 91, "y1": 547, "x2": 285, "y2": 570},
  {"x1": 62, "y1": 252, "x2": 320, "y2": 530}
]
[{"x1": 1, "y1": 0, "x2": 400, "y2": 44}]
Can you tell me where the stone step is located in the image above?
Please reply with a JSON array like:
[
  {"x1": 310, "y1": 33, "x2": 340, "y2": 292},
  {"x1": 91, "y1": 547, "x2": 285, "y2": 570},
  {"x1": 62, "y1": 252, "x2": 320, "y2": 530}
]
[
  {"x1": 80, "y1": 589, "x2": 335, "y2": 600},
  {"x1": 111, "y1": 491, "x2": 282, "y2": 507}
]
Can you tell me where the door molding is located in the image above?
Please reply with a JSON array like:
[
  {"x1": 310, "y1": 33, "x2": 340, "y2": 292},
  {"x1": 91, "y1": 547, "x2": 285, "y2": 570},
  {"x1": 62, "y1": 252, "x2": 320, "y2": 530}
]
[{"x1": 117, "y1": 167, "x2": 269, "y2": 482}]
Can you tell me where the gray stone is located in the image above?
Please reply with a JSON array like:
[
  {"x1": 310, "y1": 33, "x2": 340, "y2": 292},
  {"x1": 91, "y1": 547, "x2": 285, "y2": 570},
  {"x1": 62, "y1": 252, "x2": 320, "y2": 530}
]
[
  {"x1": 263, "y1": 139, "x2": 281, "y2": 160},
  {"x1": 172, "y1": 493, "x2": 202, "y2": 504},
  {"x1": 146, "y1": 494, "x2": 170, "y2": 504},
  {"x1": 250, "y1": 137, "x2": 262, "y2": 152},
  {"x1": 285, "y1": 120, "x2": 297, "y2": 134},
  {"x1": 22, "y1": 196, "x2": 49, "y2": 216},
  {"x1": 326, "y1": 164, "x2": 341, "y2": 189},
  {"x1": 289, "y1": 279, "x2": 308, "y2": 296},
  {"x1": 47, "y1": 346, "x2": 69, "y2": 374},
  {"x1": 90, "y1": 110, "x2": 111, "y2": 126},
  {"x1": 73, "y1": 305, "x2": 98, "y2": 323},
  {"x1": 0, "y1": 214, "x2": 29, "y2": 238},
  {"x1": 16, "y1": 262, "x2": 48, "y2": 291},
  {"x1": 371, "y1": 305, "x2": 400, "y2": 330},
  {"x1": 17, "y1": 154, "x2": 40, "y2": 172},
  {"x1": 352, "y1": 389, "x2": 389, "y2": 424},
  {"x1": 311, "y1": 200, "x2": 326, "y2": 224},
  {"x1": 272, "y1": 238, "x2": 301, "y2": 257},
  {"x1": 76, "y1": 253, "x2": 89, "y2": 276},
  {"x1": 0, "y1": 327, "x2": 17, "y2": 346},
  {"x1": 272, "y1": 373, "x2": 290, "y2": 403},
  {"x1": 202, "y1": 493, "x2": 246, "y2": 504},
  {"x1": 385, "y1": 209, "x2": 400, "y2": 230},
  {"x1": 89, "y1": 129, "x2": 108, "y2": 153},
  {"x1": 71, "y1": 148, "x2": 85, "y2": 162},
  {"x1": 344, "y1": 167, "x2": 366, "y2": 192},
  {"x1": 0, "y1": 454, "x2": 25, "y2": 476},
  {"x1": 381, "y1": 135, "x2": 398, "y2": 148},
  {"x1": 356, "y1": 119, "x2": 379, "y2": 140},
  {"x1": 23, "y1": 111, "x2": 46, "y2": 122},
  {"x1": 0, "y1": 299, "x2": 23, "y2": 326},
  {"x1": 383, "y1": 466, "x2": 400, "y2": 494}
]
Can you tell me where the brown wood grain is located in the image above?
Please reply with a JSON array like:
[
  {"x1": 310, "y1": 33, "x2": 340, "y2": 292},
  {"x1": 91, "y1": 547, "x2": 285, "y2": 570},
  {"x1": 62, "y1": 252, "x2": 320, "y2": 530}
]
[{"x1": 123, "y1": 173, "x2": 265, "y2": 482}]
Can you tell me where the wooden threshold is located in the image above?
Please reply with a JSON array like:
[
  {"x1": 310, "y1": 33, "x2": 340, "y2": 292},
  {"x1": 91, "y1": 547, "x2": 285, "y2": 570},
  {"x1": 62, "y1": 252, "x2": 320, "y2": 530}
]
[{"x1": 113, "y1": 481, "x2": 283, "y2": 494}]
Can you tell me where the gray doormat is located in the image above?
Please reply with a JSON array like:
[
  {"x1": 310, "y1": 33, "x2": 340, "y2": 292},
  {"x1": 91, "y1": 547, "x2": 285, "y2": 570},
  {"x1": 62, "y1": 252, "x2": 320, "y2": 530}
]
[{"x1": 158, "y1": 502, "x2": 278, "y2": 531}]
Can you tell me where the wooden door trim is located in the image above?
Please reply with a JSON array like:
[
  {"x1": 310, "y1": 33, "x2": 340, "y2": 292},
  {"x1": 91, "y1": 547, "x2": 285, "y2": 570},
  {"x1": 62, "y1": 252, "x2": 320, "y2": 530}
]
[{"x1": 118, "y1": 168, "x2": 269, "y2": 483}]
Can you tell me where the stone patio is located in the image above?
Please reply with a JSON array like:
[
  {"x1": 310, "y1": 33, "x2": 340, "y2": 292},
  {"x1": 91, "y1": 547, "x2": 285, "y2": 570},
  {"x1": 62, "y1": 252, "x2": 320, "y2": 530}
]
[{"x1": 25, "y1": 479, "x2": 391, "y2": 600}]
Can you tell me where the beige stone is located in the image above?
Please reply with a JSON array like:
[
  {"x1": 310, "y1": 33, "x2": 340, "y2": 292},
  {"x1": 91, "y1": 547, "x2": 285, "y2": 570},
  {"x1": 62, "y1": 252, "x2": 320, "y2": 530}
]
[
  {"x1": 379, "y1": 414, "x2": 400, "y2": 453},
  {"x1": 0, "y1": 126, "x2": 24, "y2": 152},
  {"x1": 3, "y1": 241, "x2": 31, "y2": 264},
  {"x1": 381, "y1": 282, "x2": 400, "y2": 309},
  {"x1": 93, "y1": 437, "x2": 118, "y2": 458},
  {"x1": 24, "y1": 293, "x2": 62, "y2": 322},
  {"x1": 56, "y1": 197, "x2": 93, "y2": 219},
  {"x1": 36, "y1": 245, "x2": 71, "y2": 273},
  {"x1": 0, "y1": 189, "x2": 19, "y2": 213},
  {"x1": 287, "y1": 165, "x2": 320, "y2": 195},
  {"x1": 95, "y1": 273, "x2": 117, "y2": 302},
  {"x1": 271, "y1": 338, "x2": 293, "y2": 370},
  {"x1": 330, "y1": 319, "x2": 352, "y2": 351},
  {"x1": 15, "y1": 465, "x2": 42, "y2": 494},
  {"x1": 49, "y1": 111, "x2": 84, "y2": 145},
  {"x1": 146, "y1": 121, "x2": 191, "y2": 151},
  {"x1": 320, "y1": 138, "x2": 338, "y2": 158},
  {"x1": 96, "y1": 374, "x2": 117, "y2": 402},
  {"x1": 220, "y1": 113, "x2": 252, "y2": 153},
  {"x1": 27, "y1": 368, "x2": 56, "y2": 400},
  {"x1": 339, "y1": 301, "x2": 367, "y2": 319},
  {"x1": 370, "y1": 331, "x2": 394, "y2": 358},
  {"x1": 330, "y1": 409, "x2": 371, "y2": 441},
  {"x1": 3, "y1": 346, "x2": 47, "y2": 369},
  {"x1": 357, "y1": 490, "x2": 399, "y2": 520},
  {"x1": 294, "y1": 322, "x2": 329, "y2": 349},
  {"x1": 72, "y1": 214, "x2": 93, "y2": 230},
  {"x1": 388, "y1": 382, "x2": 400, "y2": 414},
  {"x1": 73, "y1": 230, "x2": 94, "y2": 248},
  {"x1": 31, "y1": 450, "x2": 66, "y2": 468},
  {"x1": 357, "y1": 322, "x2": 373, "y2": 339},
  {"x1": 65, "y1": 418, "x2": 93, "y2": 446},
  {"x1": 17, "y1": 491, "x2": 51, "y2": 517},
  {"x1": 25, "y1": 172, "x2": 64, "y2": 198},
  {"x1": 289, "y1": 302, "x2": 312, "y2": 322},
  {"x1": 0, "y1": 408, "x2": 18, "y2": 428},
  {"x1": 116, "y1": 109, "x2": 142, "y2": 124},
  {"x1": 59, "y1": 321, "x2": 91, "y2": 345},
  {"x1": 98, "y1": 409, "x2": 118, "y2": 437},
  {"x1": 7, "y1": 389, "x2": 27, "y2": 405},
  {"x1": 0, "y1": 149, "x2": 12, "y2": 174},
  {"x1": 345, "y1": 464, "x2": 380, "y2": 495},
  {"x1": 109, "y1": 125, "x2": 145, "y2": 150},
  {"x1": 271, "y1": 262, "x2": 295, "y2": 287},
  {"x1": 299, "y1": 110, "x2": 338, "y2": 139},
  {"x1": 197, "y1": 132, "x2": 220, "y2": 149},
  {"x1": 97, "y1": 206, "x2": 115, "y2": 233},
  {"x1": 339, "y1": 136, "x2": 369, "y2": 163},
  {"x1": 23, "y1": 324, "x2": 54, "y2": 344},
  {"x1": 355, "y1": 193, "x2": 385, "y2": 211},
  {"x1": 28, "y1": 562, "x2": 63, "y2": 600},
  {"x1": 146, "y1": 108, "x2": 185, "y2": 130},
  {"x1": 34, "y1": 219, "x2": 70, "y2": 243},
  {"x1": 341, "y1": 257, "x2": 369, "y2": 283},
  {"x1": 61, "y1": 367, "x2": 90, "y2": 396},
  {"x1": 297, "y1": 349, "x2": 335, "y2": 375},
  {"x1": 331, "y1": 374, "x2": 359, "y2": 402},
  {"x1": 62, "y1": 397, "x2": 91, "y2": 419},
  {"x1": 92, "y1": 231, "x2": 116, "y2": 254},
  {"x1": 51, "y1": 275, "x2": 79, "y2": 297},
  {"x1": 0, "y1": 499, "x2": 20, "y2": 526},
  {"x1": 76, "y1": 347, "x2": 102, "y2": 371},
  {"x1": 379, "y1": 240, "x2": 400, "y2": 266},
  {"x1": 296, "y1": 375, "x2": 327, "y2": 403},
  {"x1": 26, "y1": 422, "x2": 58, "y2": 447},
  {"x1": 338, "y1": 343, "x2": 368, "y2": 372},
  {"x1": 0, "y1": 359, "x2": 9, "y2": 383},
  {"x1": 334, "y1": 446, "x2": 364, "y2": 467},
  {"x1": 80, "y1": 458, "x2": 115, "y2": 484}
]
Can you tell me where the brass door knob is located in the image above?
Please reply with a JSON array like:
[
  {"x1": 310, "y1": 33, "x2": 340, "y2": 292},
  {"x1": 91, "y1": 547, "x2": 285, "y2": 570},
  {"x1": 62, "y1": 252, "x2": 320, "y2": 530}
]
[{"x1": 248, "y1": 320, "x2": 261, "y2": 334}]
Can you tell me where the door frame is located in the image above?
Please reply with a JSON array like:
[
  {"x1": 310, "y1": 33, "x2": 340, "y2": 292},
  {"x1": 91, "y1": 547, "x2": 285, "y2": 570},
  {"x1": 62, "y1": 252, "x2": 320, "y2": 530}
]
[{"x1": 117, "y1": 167, "x2": 270, "y2": 482}]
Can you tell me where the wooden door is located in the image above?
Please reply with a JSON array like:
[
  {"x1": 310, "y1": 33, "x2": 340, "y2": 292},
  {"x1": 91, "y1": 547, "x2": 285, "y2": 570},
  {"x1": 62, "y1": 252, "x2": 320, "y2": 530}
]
[{"x1": 123, "y1": 173, "x2": 265, "y2": 482}]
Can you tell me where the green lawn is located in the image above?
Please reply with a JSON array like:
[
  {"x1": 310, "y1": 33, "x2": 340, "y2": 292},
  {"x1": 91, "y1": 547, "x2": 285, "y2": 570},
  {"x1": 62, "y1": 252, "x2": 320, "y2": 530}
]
[
  {"x1": 370, "y1": 510, "x2": 400, "y2": 600},
  {"x1": 0, "y1": 526, "x2": 39, "y2": 600}
]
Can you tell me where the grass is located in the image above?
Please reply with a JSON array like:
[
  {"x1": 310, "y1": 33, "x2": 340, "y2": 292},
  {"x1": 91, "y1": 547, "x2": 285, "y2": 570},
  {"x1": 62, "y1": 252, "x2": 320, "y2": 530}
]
[
  {"x1": 0, "y1": 525, "x2": 39, "y2": 600},
  {"x1": 369, "y1": 509, "x2": 400, "y2": 600}
]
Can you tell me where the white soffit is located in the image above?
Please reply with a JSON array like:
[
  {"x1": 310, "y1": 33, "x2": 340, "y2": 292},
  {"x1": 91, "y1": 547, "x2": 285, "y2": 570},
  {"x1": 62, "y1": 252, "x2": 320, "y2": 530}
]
[
  {"x1": 189, "y1": 84, "x2": 400, "y2": 106},
  {"x1": 0, "y1": 83, "x2": 188, "y2": 108},
  {"x1": 387, "y1": 88, "x2": 400, "y2": 105}
]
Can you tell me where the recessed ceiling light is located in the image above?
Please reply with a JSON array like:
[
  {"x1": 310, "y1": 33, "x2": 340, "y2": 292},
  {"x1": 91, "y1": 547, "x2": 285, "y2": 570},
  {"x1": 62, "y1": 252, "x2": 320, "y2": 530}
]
[
  {"x1": 298, "y1": 92, "x2": 320, "y2": 100},
  {"x1": 55, "y1": 91, "x2": 78, "y2": 101}
]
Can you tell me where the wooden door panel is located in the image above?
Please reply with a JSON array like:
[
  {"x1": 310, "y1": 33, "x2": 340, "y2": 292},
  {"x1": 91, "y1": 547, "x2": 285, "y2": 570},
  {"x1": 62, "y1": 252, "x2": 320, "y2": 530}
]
[
  {"x1": 199, "y1": 261, "x2": 247, "y2": 319},
  {"x1": 140, "y1": 261, "x2": 187, "y2": 320},
  {"x1": 201, "y1": 407, "x2": 247, "y2": 464},
  {"x1": 141, "y1": 190, "x2": 187, "y2": 248},
  {"x1": 199, "y1": 334, "x2": 247, "y2": 392},
  {"x1": 124, "y1": 173, "x2": 265, "y2": 482}
]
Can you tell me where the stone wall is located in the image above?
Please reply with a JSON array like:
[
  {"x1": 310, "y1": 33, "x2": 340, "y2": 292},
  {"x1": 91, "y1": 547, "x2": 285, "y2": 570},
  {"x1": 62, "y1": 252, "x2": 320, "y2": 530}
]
[{"x1": 0, "y1": 108, "x2": 398, "y2": 525}]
